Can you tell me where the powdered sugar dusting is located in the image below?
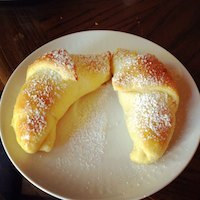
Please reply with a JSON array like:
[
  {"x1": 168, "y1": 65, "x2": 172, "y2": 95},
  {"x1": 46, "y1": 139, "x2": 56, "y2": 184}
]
[
  {"x1": 21, "y1": 69, "x2": 66, "y2": 142},
  {"x1": 113, "y1": 48, "x2": 138, "y2": 69},
  {"x1": 71, "y1": 52, "x2": 110, "y2": 74},
  {"x1": 56, "y1": 84, "x2": 110, "y2": 171},
  {"x1": 66, "y1": 111, "x2": 107, "y2": 170},
  {"x1": 128, "y1": 92, "x2": 172, "y2": 141},
  {"x1": 43, "y1": 49, "x2": 74, "y2": 70},
  {"x1": 113, "y1": 52, "x2": 173, "y2": 89}
]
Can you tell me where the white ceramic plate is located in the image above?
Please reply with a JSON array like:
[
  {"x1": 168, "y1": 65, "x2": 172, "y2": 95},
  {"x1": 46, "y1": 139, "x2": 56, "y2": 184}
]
[{"x1": 0, "y1": 30, "x2": 200, "y2": 200}]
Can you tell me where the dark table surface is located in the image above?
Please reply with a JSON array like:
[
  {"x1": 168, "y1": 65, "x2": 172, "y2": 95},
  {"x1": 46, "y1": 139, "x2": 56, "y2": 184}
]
[{"x1": 0, "y1": 0, "x2": 200, "y2": 200}]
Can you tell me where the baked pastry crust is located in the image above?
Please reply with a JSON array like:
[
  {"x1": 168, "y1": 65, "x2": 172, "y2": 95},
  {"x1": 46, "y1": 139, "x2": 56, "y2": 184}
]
[
  {"x1": 12, "y1": 49, "x2": 111, "y2": 153},
  {"x1": 112, "y1": 49, "x2": 179, "y2": 164}
]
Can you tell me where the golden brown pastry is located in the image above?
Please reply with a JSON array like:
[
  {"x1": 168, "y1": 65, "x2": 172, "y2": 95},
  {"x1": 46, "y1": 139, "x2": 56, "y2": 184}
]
[
  {"x1": 112, "y1": 49, "x2": 179, "y2": 164},
  {"x1": 12, "y1": 49, "x2": 111, "y2": 153}
]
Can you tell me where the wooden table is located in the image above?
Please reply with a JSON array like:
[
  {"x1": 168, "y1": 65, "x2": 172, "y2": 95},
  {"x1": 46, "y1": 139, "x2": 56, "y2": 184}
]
[{"x1": 0, "y1": 0, "x2": 199, "y2": 199}]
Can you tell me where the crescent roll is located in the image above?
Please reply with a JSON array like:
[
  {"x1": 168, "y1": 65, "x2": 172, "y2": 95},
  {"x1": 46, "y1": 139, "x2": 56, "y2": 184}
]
[
  {"x1": 12, "y1": 49, "x2": 111, "y2": 153},
  {"x1": 112, "y1": 49, "x2": 179, "y2": 164}
]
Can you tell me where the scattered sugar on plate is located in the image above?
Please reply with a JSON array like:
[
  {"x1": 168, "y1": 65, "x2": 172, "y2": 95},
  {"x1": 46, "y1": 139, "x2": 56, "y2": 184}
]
[{"x1": 55, "y1": 83, "x2": 110, "y2": 172}]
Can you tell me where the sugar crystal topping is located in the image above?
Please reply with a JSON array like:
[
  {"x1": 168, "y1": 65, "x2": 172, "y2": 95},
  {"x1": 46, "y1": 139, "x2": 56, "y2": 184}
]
[
  {"x1": 71, "y1": 52, "x2": 110, "y2": 74},
  {"x1": 113, "y1": 53, "x2": 172, "y2": 89},
  {"x1": 128, "y1": 92, "x2": 172, "y2": 141},
  {"x1": 21, "y1": 69, "x2": 66, "y2": 141},
  {"x1": 43, "y1": 49, "x2": 75, "y2": 71}
]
